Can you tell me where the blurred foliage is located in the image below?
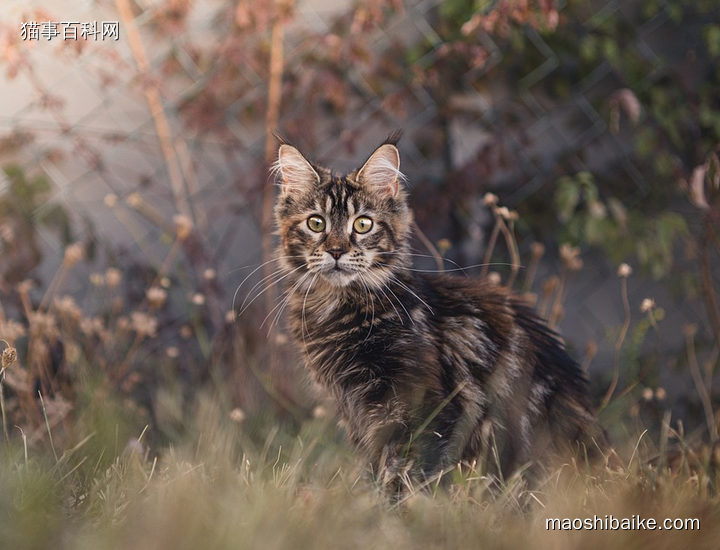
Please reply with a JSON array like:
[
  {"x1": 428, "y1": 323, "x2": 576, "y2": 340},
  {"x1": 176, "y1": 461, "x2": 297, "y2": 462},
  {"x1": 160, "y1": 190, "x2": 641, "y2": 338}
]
[
  {"x1": 554, "y1": 171, "x2": 688, "y2": 279},
  {"x1": 0, "y1": 166, "x2": 73, "y2": 284}
]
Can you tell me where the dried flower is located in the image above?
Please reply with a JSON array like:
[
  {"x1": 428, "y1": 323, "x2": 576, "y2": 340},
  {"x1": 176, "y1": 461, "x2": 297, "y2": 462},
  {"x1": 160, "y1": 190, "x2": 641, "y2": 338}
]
[
  {"x1": 63, "y1": 243, "x2": 84, "y2": 266},
  {"x1": 191, "y1": 293, "x2": 205, "y2": 306},
  {"x1": 53, "y1": 295, "x2": 82, "y2": 321},
  {"x1": 160, "y1": 277, "x2": 171, "y2": 288},
  {"x1": 225, "y1": 310, "x2": 236, "y2": 324},
  {"x1": 90, "y1": 272, "x2": 105, "y2": 287},
  {"x1": 487, "y1": 272, "x2": 501, "y2": 285},
  {"x1": 617, "y1": 263, "x2": 632, "y2": 278},
  {"x1": 105, "y1": 268, "x2": 122, "y2": 289},
  {"x1": 165, "y1": 346, "x2": 179, "y2": 359},
  {"x1": 496, "y1": 206, "x2": 511, "y2": 219},
  {"x1": 642, "y1": 387, "x2": 653, "y2": 401},
  {"x1": 312, "y1": 405, "x2": 327, "y2": 419},
  {"x1": 28, "y1": 312, "x2": 59, "y2": 340},
  {"x1": 530, "y1": 242, "x2": 545, "y2": 258},
  {"x1": 229, "y1": 408, "x2": 246, "y2": 423},
  {"x1": 104, "y1": 193, "x2": 118, "y2": 207},
  {"x1": 1, "y1": 345, "x2": 17, "y2": 370},
  {"x1": 130, "y1": 312, "x2": 157, "y2": 338},
  {"x1": 80, "y1": 317, "x2": 105, "y2": 338},
  {"x1": 559, "y1": 243, "x2": 583, "y2": 271},
  {"x1": 173, "y1": 214, "x2": 193, "y2": 240},
  {"x1": 146, "y1": 286, "x2": 167, "y2": 309},
  {"x1": 203, "y1": 268, "x2": 216, "y2": 281},
  {"x1": 640, "y1": 298, "x2": 655, "y2": 313},
  {"x1": 483, "y1": 192, "x2": 498, "y2": 206},
  {"x1": 126, "y1": 192, "x2": 142, "y2": 208},
  {"x1": 436, "y1": 239, "x2": 452, "y2": 254},
  {"x1": 15, "y1": 279, "x2": 33, "y2": 295}
]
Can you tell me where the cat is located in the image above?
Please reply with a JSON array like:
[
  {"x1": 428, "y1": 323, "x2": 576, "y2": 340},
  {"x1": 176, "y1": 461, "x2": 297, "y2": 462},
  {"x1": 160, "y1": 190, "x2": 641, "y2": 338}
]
[{"x1": 272, "y1": 135, "x2": 608, "y2": 490}]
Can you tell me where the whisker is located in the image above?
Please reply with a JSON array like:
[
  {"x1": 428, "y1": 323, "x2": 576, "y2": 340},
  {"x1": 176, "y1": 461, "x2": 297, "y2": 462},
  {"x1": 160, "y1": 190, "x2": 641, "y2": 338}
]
[
  {"x1": 363, "y1": 270, "x2": 408, "y2": 325},
  {"x1": 262, "y1": 271, "x2": 311, "y2": 332},
  {"x1": 375, "y1": 261, "x2": 524, "y2": 275},
  {"x1": 238, "y1": 264, "x2": 306, "y2": 317},
  {"x1": 239, "y1": 264, "x2": 304, "y2": 313},
  {"x1": 301, "y1": 273, "x2": 320, "y2": 346},
  {"x1": 231, "y1": 255, "x2": 303, "y2": 314},
  {"x1": 388, "y1": 274, "x2": 434, "y2": 316}
]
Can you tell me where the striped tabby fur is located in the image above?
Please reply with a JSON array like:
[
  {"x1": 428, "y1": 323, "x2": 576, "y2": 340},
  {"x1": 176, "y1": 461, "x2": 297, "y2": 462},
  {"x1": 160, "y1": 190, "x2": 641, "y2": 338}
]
[{"x1": 273, "y1": 137, "x2": 607, "y2": 487}]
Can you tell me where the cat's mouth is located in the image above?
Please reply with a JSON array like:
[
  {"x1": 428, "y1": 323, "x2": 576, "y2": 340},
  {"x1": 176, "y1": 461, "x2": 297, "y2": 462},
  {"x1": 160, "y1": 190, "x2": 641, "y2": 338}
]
[{"x1": 320, "y1": 265, "x2": 358, "y2": 286}]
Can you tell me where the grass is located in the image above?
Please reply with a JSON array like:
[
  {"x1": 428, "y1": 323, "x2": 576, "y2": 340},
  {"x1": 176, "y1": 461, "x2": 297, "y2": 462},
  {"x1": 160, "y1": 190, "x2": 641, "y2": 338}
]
[{"x1": 0, "y1": 387, "x2": 718, "y2": 550}]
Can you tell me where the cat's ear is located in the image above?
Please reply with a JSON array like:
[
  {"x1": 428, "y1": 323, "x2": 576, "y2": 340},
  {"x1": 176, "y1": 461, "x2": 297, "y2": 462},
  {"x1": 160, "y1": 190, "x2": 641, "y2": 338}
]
[
  {"x1": 357, "y1": 144, "x2": 403, "y2": 198},
  {"x1": 276, "y1": 144, "x2": 320, "y2": 197}
]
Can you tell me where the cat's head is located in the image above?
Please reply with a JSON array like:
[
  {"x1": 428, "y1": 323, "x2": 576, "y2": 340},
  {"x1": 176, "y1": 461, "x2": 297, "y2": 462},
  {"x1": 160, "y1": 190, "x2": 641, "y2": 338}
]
[{"x1": 273, "y1": 139, "x2": 412, "y2": 289}]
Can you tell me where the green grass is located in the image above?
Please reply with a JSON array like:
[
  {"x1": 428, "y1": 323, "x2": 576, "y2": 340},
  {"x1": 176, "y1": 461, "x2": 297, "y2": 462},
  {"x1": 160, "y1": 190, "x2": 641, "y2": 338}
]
[{"x1": 1, "y1": 392, "x2": 719, "y2": 550}]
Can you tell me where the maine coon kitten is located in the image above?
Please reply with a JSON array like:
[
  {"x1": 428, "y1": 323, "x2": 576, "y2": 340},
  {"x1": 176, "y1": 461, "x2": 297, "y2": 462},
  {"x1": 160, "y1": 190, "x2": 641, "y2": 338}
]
[{"x1": 273, "y1": 137, "x2": 607, "y2": 487}]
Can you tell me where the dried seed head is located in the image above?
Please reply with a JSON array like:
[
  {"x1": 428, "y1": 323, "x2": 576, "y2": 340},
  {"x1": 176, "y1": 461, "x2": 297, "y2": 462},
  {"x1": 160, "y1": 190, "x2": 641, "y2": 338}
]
[
  {"x1": 655, "y1": 387, "x2": 666, "y2": 400},
  {"x1": 53, "y1": 295, "x2": 82, "y2": 321},
  {"x1": 126, "y1": 192, "x2": 142, "y2": 208},
  {"x1": 312, "y1": 405, "x2": 327, "y2": 419},
  {"x1": 487, "y1": 271, "x2": 501, "y2": 286},
  {"x1": 146, "y1": 286, "x2": 167, "y2": 309},
  {"x1": 80, "y1": 317, "x2": 105, "y2": 338},
  {"x1": 617, "y1": 263, "x2": 632, "y2": 277},
  {"x1": 483, "y1": 192, "x2": 498, "y2": 206},
  {"x1": 229, "y1": 408, "x2": 246, "y2": 424},
  {"x1": 191, "y1": 293, "x2": 205, "y2": 306},
  {"x1": 104, "y1": 193, "x2": 118, "y2": 207},
  {"x1": 530, "y1": 242, "x2": 545, "y2": 258},
  {"x1": 173, "y1": 214, "x2": 193, "y2": 241},
  {"x1": 130, "y1": 312, "x2": 157, "y2": 338},
  {"x1": 165, "y1": 346, "x2": 179, "y2": 359},
  {"x1": 588, "y1": 200, "x2": 607, "y2": 219},
  {"x1": 225, "y1": 310, "x2": 236, "y2": 324},
  {"x1": 1, "y1": 346, "x2": 17, "y2": 370},
  {"x1": 559, "y1": 243, "x2": 583, "y2": 271},
  {"x1": 642, "y1": 387, "x2": 653, "y2": 401},
  {"x1": 160, "y1": 277, "x2": 171, "y2": 288},
  {"x1": 63, "y1": 243, "x2": 84, "y2": 266},
  {"x1": 28, "y1": 312, "x2": 59, "y2": 340},
  {"x1": 640, "y1": 298, "x2": 655, "y2": 313},
  {"x1": 436, "y1": 238, "x2": 452, "y2": 254},
  {"x1": 90, "y1": 273, "x2": 105, "y2": 287},
  {"x1": 15, "y1": 279, "x2": 33, "y2": 295},
  {"x1": 105, "y1": 268, "x2": 122, "y2": 289},
  {"x1": 496, "y1": 206, "x2": 511, "y2": 220},
  {"x1": 203, "y1": 268, "x2": 216, "y2": 281}
]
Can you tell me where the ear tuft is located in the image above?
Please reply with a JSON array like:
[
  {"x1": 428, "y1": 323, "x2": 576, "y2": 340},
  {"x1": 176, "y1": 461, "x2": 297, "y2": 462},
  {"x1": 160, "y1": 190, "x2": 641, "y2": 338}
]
[
  {"x1": 357, "y1": 144, "x2": 404, "y2": 198},
  {"x1": 275, "y1": 145, "x2": 320, "y2": 197}
]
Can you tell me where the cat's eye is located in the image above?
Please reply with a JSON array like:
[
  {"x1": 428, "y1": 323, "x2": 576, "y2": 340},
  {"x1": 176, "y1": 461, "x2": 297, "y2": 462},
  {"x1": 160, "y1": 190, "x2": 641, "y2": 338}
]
[
  {"x1": 307, "y1": 215, "x2": 326, "y2": 232},
  {"x1": 353, "y1": 216, "x2": 373, "y2": 234}
]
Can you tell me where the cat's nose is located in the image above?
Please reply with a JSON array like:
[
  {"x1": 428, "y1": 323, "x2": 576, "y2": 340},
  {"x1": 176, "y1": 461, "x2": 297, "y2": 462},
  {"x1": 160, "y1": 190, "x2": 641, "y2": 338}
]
[{"x1": 327, "y1": 247, "x2": 347, "y2": 260}]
